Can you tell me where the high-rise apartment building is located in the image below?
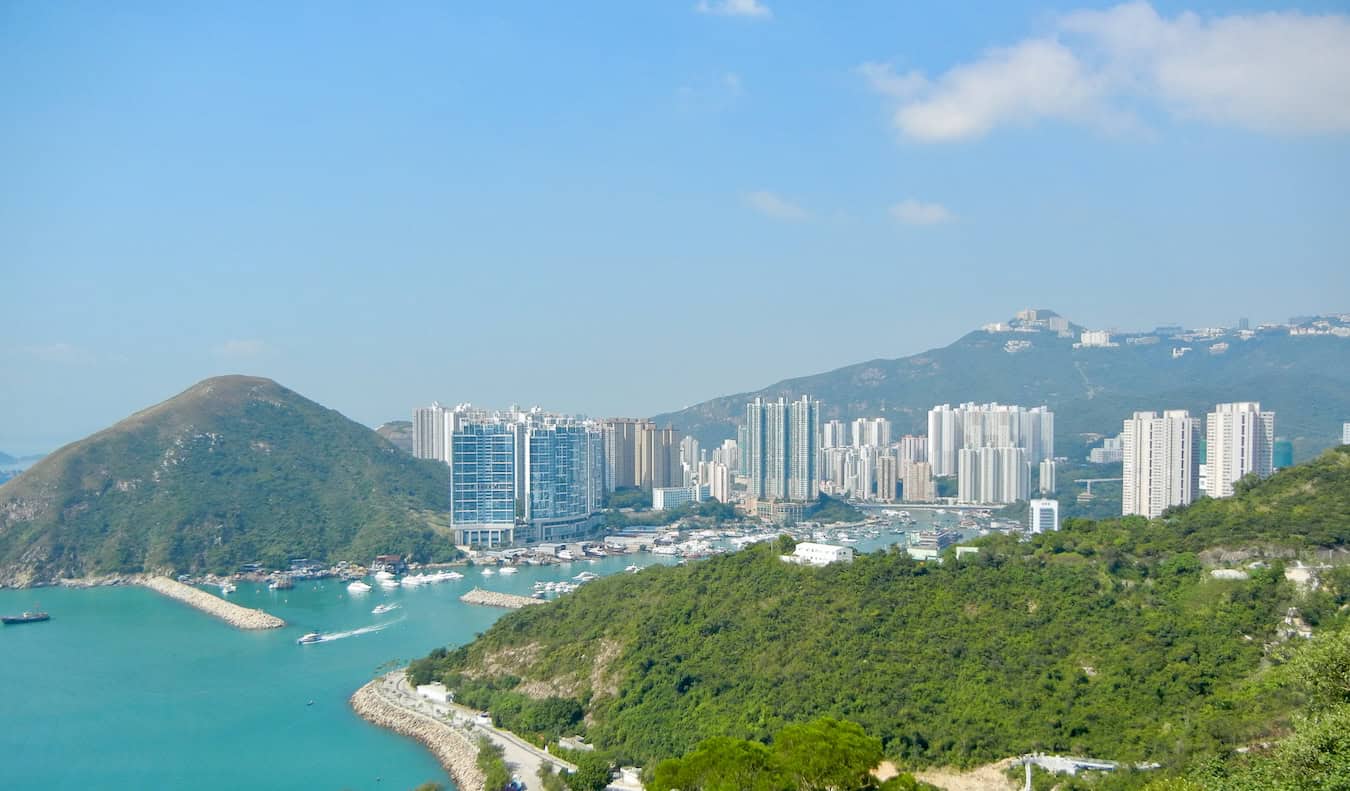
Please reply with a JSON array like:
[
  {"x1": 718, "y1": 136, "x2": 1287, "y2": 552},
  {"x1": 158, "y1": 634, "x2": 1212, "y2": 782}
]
[
  {"x1": 744, "y1": 395, "x2": 820, "y2": 502},
  {"x1": 822, "y1": 420, "x2": 848, "y2": 450},
  {"x1": 413, "y1": 402, "x2": 453, "y2": 463},
  {"x1": 1342, "y1": 422, "x2": 1349, "y2": 445},
  {"x1": 1122, "y1": 410, "x2": 1199, "y2": 518},
  {"x1": 450, "y1": 408, "x2": 605, "y2": 546},
  {"x1": 851, "y1": 418, "x2": 891, "y2": 448},
  {"x1": 957, "y1": 446, "x2": 1031, "y2": 504},
  {"x1": 602, "y1": 419, "x2": 681, "y2": 492},
  {"x1": 901, "y1": 461, "x2": 935, "y2": 502},
  {"x1": 875, "y1": 455, "x2": 898, "y2": 502},
  {"x1": 1204, "y1": 402, "x2": 1275, "y2": 499},
  {"x1": 1039, "y1": 459, "x2": 1057, "y2": 495},
  {"x1": 898, "y1": 435, "x2": 928, "y2": 464},
  {"x1": 927, "y1": 403, "x2": 1054, "y2": 476}
]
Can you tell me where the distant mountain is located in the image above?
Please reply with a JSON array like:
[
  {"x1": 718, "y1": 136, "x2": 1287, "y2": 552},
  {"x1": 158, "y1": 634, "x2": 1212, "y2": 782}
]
[
  {"x1": 655, "y1": 315, "x2": 1350, "y2": 461},
  {"x1": 0, "y1": 376, "x2": 456, "y2": 586},
  {"x1": 375, "y1": 420, "x2": 415, "y2": 454}
]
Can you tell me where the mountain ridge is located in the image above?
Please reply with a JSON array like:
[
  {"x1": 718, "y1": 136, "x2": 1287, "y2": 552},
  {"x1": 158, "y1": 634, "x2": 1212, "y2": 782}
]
[
  {"x1": 0, "y1": 375, "x2": 456, "y2": 585},
  {"x1": 653, "y1": 314, "x2": 1350, "y2": 460}
]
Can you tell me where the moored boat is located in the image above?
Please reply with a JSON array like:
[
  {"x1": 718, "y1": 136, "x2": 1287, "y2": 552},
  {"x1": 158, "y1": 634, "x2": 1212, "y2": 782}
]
[
  {"x1": 347, "y1": 580, "x2": 372, "y2": 593},
  {"x1": 2, "y1": 608, "x2": 50, "y2": 625}
]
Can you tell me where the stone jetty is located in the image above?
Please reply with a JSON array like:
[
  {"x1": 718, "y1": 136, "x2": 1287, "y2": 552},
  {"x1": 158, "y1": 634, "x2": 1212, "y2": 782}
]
[
  {"x1": 141, "y1": 576, "x2": 285, "y2": 629},
  {"x1": 350, "y1": 677, "x2": 486, "y2": 791},
  {"x1": 459, "y1": 587, "x2": 546, "y2": 609}
]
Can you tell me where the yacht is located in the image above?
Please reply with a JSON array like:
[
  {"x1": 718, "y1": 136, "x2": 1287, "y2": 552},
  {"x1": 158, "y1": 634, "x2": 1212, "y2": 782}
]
[
  {"x1": 296, "y1": 632, "x2": 323, "y2": 645},
  {"x1": 373, "y1": 570, "x2": 395, "y2": 581},
  {"x1": 557, "y1": 549, "x2": 575, "y2": 561},
  {"x1": 372, "y1": 603, "x2": 400, "y2": 615},
  {"x1": 220, "y1": 581, "x2": 237, "y2": 594},
  {"x1": 446, "y1": 571, "x2": 465, "y2": 580},
  {"x1": 379, "y1": 578, "x2": 401, "y2": 589},
  {"x1": 346, "y1": 580, "x2": 372, "y2": 593},
  {"x1": 498, "y1": 566, "x2": 519, "y2": 575}
]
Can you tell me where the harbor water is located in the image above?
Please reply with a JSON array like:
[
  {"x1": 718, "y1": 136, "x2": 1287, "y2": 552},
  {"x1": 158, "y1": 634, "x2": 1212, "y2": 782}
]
[{"x1": 0, "y1": 516, "x2": 964, "y2": 790}]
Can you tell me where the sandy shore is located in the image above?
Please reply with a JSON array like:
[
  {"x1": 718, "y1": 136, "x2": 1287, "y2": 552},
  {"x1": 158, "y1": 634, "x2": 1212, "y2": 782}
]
[
  {"x1": 140, "y1": 576, "x2": 285, "y2": 629},
  {"x1": 350, "y1": 677, "x2": 486, "y2": 791},
  {"x1": 459, "y1": 587, "x2": 547, "y2": 609}
]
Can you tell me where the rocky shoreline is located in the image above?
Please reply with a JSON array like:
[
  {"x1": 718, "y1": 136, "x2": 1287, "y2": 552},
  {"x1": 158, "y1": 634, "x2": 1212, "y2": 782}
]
[
  {"x1": 140, "y1": 576, "x2": 285, "y2": 629},
  {"x1": 459, "y1": 587, "x2": 547, "y2": 609},
  {"x1": 350, "y1": 677, "x2": 486, "y2": 791}
]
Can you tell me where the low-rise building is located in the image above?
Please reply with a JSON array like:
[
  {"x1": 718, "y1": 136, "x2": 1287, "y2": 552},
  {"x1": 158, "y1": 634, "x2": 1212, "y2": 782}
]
[
  {"x1": 652, "y1": 484, "x2": 709, "y2": 511},
  {"x1": 783, "y1": 542, "x2": 854, "y2": 566}
]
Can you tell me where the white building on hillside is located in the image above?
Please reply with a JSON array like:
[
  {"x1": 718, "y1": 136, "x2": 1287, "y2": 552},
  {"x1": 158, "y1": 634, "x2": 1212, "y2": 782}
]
[
  {"x1": 1028, "y1": 498, "x2": 1060, "y2": 533},
  {"x1": 783, "y1": 542, "x2": 854, "y2": 566}
]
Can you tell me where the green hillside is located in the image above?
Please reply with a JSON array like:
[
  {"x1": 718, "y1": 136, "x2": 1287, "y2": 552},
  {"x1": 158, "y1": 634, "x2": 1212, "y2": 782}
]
[
  {"x1": 409, "y1": 447, "x2": 1350, "y2": 776},
  {"x1": 654, "y1": 319, "x2": 1350, "y2": 461},
  {"x1": 0, "y1": 376, "x2": 456, "y2": 585}
]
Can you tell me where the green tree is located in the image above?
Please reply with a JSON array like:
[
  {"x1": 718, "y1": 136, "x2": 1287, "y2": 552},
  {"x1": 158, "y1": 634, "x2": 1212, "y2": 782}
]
[
  {"x1": 773, "y1": 717, "x2": 884, "y2": 791},
  {"x1": 651, "y1": 737, "x2": 789, "y2": 791},
  {"x1": 567, "y1": 753, "x2": 612, "y2": 791}
]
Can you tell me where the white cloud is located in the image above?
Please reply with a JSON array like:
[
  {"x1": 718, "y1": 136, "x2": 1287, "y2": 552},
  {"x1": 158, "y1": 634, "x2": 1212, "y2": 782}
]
[
  {"x1": 213, "y1": 339, "x2": 269, "y2": 358},
  {"x1": 863, "y1": 1, "x2": 1350, "y2": 141},
  {"x1": 889, "y1": 199, "x2": 956, "y2": 226},
  {"x1": 23, "y1": 342, "x2": 92, "y2": 364},
  {"x1": 744, "y1": 190, "x2": 809, "y2": 221},
  {"x1": 696, "y1": 0, "x2": 771, "y2": 20}
]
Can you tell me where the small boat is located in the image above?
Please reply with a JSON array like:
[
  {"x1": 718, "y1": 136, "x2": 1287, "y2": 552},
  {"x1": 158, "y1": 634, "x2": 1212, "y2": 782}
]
[
  {"x1": 2, "y1": 608, "x2": 50, "y2": 625},
  {"x1": 372, "y1": 603, "x2": 400, "y2": 615},
  {"x1": 480, "y1": 568, "x2": 496, "y2": 577},
  {"x1": 446, "y1": 571, "x2": 464, "y2": 580},
  {"x1": 498, "y1": 567, "x2": 518, "y2": 575},
  {"x1": 347, "y1": 581, "x2": 372, "y2": 593},
  {"x1": 379, "y1": 579, "x2": 400, "y2": 589},
  {"x1": 572, "y1": 571, "x2": 599, "y2": 582},
  {"x1": 624, "y1": 565, "x2": 639, "y2": 573},
  {"x1": 373, "y1": 570, "x2": 395, "y2": 581},
  {"x1": 297, "y1": 632, "x2": 323, "y2": 645}
]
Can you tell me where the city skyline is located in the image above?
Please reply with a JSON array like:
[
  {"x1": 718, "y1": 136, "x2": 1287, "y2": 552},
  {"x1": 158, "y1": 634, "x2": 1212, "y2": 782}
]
[{"x1": 5, "y1": 1, "x2": 1350, "y2": 453}]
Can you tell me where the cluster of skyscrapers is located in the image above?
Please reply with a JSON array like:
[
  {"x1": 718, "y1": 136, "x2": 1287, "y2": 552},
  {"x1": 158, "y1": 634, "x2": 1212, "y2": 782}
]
[
  {"x1": 928, "y1": 403, "x2": 1056, "y2": 504},
  {"x1": 1122, "y1": 401, "x2": 1275, "y2": 518}
]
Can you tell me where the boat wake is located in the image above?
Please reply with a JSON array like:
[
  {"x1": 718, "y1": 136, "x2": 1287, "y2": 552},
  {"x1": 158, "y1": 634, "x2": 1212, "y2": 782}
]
[{"x1": 314, "y1": 618, "x2": 403, "y2": 643}]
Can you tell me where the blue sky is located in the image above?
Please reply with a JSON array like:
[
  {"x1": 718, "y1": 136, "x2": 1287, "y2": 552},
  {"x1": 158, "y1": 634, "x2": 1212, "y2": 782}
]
[{"x1": 3, "y1": 1, "x2": 1348, "y2": 454}]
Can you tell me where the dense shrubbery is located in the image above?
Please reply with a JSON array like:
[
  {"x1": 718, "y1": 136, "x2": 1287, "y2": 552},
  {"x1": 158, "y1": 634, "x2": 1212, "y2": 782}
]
[{"x1": 410, "y1": 447, "x2": 1350, "y2": 777}]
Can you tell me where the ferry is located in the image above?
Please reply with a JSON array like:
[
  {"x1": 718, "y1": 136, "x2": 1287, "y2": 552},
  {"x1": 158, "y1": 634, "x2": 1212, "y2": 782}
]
[
  {"x1": 346, "y1": 580, "x2": 372, "y2": 593},
  {"x1": 296, "y1": 632, "x2": 323, "y2": 645},
  {"x1": 2, "y1": 608, "x2": 50, "y2": 625}
]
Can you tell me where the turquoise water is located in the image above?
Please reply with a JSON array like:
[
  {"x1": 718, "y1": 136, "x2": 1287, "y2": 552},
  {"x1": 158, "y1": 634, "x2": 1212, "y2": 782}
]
[
  {"x1": 0, "y1": 523, "x2": 958, "y2": 790},
  {"x1": 0, "y1": 555, "x2": 672, "y2": 791}
]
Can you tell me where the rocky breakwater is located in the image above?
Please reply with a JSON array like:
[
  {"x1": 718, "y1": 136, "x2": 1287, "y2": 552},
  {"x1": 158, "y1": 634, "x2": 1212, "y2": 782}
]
[
  {"x1": 350, "y1": 675, "x2": 486, "y2": 791},
  {"x1": 140, "y1": 576, "x2": 285, "y2": 629},
  {"x1": 459, "y1": 587, "x2": 547, "y2": 609}
]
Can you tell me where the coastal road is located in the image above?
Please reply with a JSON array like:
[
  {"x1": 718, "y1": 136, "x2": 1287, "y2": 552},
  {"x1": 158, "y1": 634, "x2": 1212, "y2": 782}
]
[{"x1": 379, "y1": 670, "x2": 577, "y2": 784}]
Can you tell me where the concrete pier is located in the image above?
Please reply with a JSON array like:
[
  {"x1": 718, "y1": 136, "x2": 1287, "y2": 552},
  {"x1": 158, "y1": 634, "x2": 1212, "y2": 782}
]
[{"x1": 141, "y1": 576, "x2": 285, "y2": 629}]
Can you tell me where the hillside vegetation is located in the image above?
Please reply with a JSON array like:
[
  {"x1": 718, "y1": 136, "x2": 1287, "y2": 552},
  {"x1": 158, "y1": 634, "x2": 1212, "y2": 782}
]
[
  {"x1": 0, "y1": 376, "x2": 457, "y2": 584},
  {"x1": 409, "y1": 447, "x2": 1350, "y2": 777},
  {"x1": 653, "y1": 321, "x2": 1350, "y2": 460}
]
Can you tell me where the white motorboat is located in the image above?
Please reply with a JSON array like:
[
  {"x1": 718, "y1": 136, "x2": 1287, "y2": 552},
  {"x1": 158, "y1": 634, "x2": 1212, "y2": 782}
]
[
  {"x1": 297, "y1": 632, "x2": 323, "y2": 645},
  {"x1": 498, "y1": 567, "x2": 518, "y2": 575},
  {"x1": 220, "y1": 581, "x2": 237, "y2": 594},
  {"x1": 446, "y1": 571, "x2": 464, "y2": 580},
  {"x1": 347, "y1": 580, "x2": 372, "y2": 593},
  {"x1": 480, "y1": 568, "x2": 496, "y2": 577},
  {"x1": 373, "y1": 570, "x2": 395, "y2": 581},
  {"x1": 372, "y1": 603, "x2": 400, "y2": 615},
  {"x1": 379, "y1": 579, "x2": 400, "y2": 589}
]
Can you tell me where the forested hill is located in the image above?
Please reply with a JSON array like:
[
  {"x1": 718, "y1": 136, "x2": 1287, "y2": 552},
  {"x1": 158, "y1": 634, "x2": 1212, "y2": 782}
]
[
  {"x1": 0, "y1": 376, "x2": 457, "y2": 585},
  {"x1": 410, "y1": 447, "x2": 1350, "y2": 776},
  {"x1": 652, "y1": 317, "x2": 1350, "y2": 460}
]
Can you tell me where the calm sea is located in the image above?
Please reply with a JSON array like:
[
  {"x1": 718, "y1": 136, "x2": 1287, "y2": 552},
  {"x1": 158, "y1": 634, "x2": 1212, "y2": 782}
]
[{"x1": 0, "y1": 522, "x2": 953, "y2": 790}]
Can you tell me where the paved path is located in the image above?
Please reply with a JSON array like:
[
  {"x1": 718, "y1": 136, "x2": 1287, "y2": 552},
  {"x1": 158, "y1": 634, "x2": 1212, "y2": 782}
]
[{"x1": 378, "y1": 670, "x2": 577, "y2": 783}]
